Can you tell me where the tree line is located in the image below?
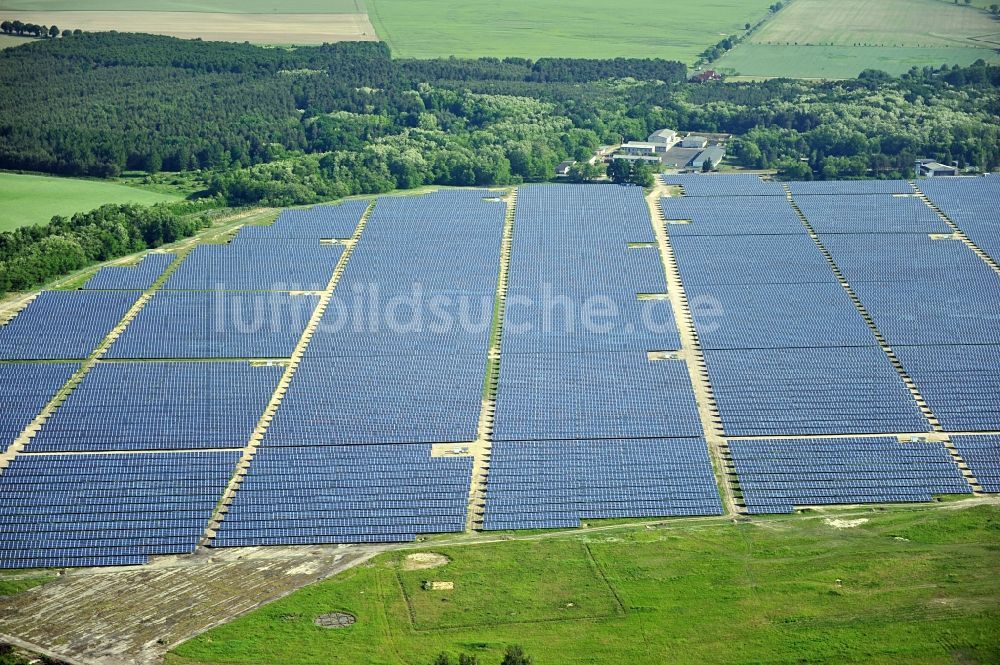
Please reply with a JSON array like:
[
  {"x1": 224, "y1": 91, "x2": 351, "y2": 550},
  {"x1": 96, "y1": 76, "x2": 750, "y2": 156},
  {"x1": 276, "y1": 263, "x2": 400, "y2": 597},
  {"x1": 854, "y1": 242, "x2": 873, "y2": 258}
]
[
  {"x1": 0, "y1": 19, "x2": 77, "y2": 39},
  {"x1": 0, "y1": 202, "x2": 209, "y2": 296}
]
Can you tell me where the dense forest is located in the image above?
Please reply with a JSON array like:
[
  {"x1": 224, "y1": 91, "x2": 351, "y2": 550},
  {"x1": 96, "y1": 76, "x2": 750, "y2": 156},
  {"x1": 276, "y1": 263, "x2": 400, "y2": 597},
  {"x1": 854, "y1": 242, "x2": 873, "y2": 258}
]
[
  {"x1": 1, "y1": 33, "x2": 997, "y2": 199},
  {"x1": 0, "y1": 32, "x2": 999, "y2": 294}
]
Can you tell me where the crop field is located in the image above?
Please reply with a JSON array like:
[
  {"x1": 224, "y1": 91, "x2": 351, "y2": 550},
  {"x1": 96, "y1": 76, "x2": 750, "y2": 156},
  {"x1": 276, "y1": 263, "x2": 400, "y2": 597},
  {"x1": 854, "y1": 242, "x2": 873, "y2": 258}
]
[
  {"x1": 0, "y1": 0, "x2": 366, "y2": 11},
  {"x1": 0, "y1": 172, "x2": 180, "y2": 231},
  {"x1": 0, "y1": 34, "x2": 32, "y2": 49},
  {"x1": 717, "y1": 44, "x2": 1000, "y2": 79},
  {"x1": 366, "y1": 0, "x2": 775, "y2": 60},
  {"x1": 751, "y1": 0, "x2": 1000, "y2": 48},
  {"x1": 0, "y1": 0, "x2": 776, "y2": 58},
  {"x1": 719, "y1": 0, "x2": 1000, "y2": 78},
  {"x1": 169, "y1": 503, "x2": 1000, "y2": 665},
  {"x1": 0, "y1": 10, "x2": 377, "y2": 44}
]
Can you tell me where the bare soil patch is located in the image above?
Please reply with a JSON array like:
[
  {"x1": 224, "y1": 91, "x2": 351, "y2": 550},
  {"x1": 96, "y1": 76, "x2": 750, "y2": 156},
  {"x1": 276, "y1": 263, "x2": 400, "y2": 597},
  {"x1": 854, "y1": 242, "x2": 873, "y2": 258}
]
[
  {"x1": 401, "y1": 552, "x2": 450, "y2": 571},
  {"x1": 0, "y1": 11, "x2": 378, "y2": 44}
]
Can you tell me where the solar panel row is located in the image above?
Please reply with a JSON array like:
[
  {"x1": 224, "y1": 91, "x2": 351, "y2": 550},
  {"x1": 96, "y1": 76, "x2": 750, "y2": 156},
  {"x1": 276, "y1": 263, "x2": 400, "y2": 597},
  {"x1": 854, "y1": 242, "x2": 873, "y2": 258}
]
[
  {"x1": 83, "y1": 253, "x2": 176, "y2": 290},
  {"x1": 951, "y1": 435, "x2": 1000, "y2": 493},
  {"x1": 0, "y1": 291, "x2": 139, "y2": 360},
  {"x1": 27, "y1": 362, "x2": 282, "y2": 452},
  {"x1": 482, "y1": 438, "x2": 723, "y2": 530},
  {"x1": 106, "y1": 292, "x2": 319, "y2": 359},
  {"x1": 0, "y1": 451, "x2": 238, "y2": 568},
  {"x1": 729, "y1": 437, "x2": 971, "y2": 514},
  {"x1": 661, "y1": 174, "x2": 786, "y2": 197},
  {"x1": 212, "y1": 445, "x2": 471, "y2": 547},
  {"x1": 233, "y1": 200, "x2": 368, "y2": 241},
  {"x1": 920, "y1": 176, "x2": 1000, "y2": 265}
]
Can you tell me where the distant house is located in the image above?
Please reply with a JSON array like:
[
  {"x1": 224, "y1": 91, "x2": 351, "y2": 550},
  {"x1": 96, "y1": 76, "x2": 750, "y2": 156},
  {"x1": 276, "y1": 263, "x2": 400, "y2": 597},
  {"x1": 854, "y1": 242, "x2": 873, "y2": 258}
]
[
  {"x1": 691, "y1": 146, "x2": 726, "y2": 170},
  {"x1": 647, "y1": 129, "x2": 678, "y2": 150},
  {"x1": 555, "y1": 160, "x2": 575, "y2": 177},
  {"x1": 619, "y1": 141, "x2": 661, "y2": 156},
  {"x1": 681, "y1": 135, "x2": 709, "y2": 149},
  {"x1": 916, "y1": 159, "x2": 957, "y2": 177},
  {"x1": 690, "y1": 70, "x2": 722, "y2": 83}
]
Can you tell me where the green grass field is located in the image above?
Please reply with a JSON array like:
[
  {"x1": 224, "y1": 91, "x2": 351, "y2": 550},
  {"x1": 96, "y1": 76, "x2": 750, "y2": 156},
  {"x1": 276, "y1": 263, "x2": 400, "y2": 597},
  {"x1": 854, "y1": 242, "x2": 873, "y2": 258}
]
[
  {"x1": 716, "y1": 44, "x2": 1000, "y2": 79},
  {"x1": 170, "y1": 503, "x2": 1000, "y2": 665},
  {"x1": 720, "y1": 0, "x2": 1000, "y2": 78},
  {"x1": 0, "y1": 34, "x2": 33, "y2": 49},
  {"x1": 0, "y1": 173, "x2": 181, "y2": 231},
  {"x1": 0, "y1": 576, "x2": 54, "y2": 597},
  {"x1": 0, "y1": 0, "x2": 365, "y2": 12},
  {"x1": 751, "y1": 0, "x2": 1000, "y2": 48},
  {"x1": 366, "y1": 0, "x2": 775, "y2": 60}
]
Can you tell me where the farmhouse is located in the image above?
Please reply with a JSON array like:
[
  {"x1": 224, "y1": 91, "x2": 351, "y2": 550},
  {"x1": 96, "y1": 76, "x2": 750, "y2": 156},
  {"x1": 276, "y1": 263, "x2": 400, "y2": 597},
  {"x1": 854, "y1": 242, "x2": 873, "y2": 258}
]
[
  {"x1": 619, "y1": 141, "x2": 661, "y2": 156},
  {"x1": 647, "y1": 128, "x2": 679, "y2": 148},
  {"x1": 555, "y1": 160, "x2": 575, "y2": 177},
  {"x1": 681, "y1": 135, "x2": 709, "y2": 149},
  {"x1": 690, "y1": 70, "x2": 722, "y2": 83}
]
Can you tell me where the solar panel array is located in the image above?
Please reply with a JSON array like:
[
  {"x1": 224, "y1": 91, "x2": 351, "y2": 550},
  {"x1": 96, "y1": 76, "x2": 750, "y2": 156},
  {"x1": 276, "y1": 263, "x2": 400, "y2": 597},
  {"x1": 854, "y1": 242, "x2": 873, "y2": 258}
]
[
  {"x1": 893, "y1": 346, "x2": 1000, "y2": 432},
  {"x1": 920, "y1": 176, "x2": 1000, "y2": 264},
  {"x1": 212, "y1": 445, "x2": 472, "y2": 546},
  {"x1": 730, "y1": 438, "x2": 972, "y2": 514},
  {"x1": 0, "y1": 451, "x2": 239, "y2": 569},
  {"x1": 0, "y1": 363, "x2": 78, "y2": 451},
  {"x1": 233, "y1": 200, "x2": 368, "y2": 241},
  {"x1": 3, "y1": 180, "x2": 998, "y2": 567},
  {"x1": 660, "y1": 195, "x2": 806, "y2": 236},
  {"x1": 484, "y1": 184, "x2": 716, "y2": 529},
  {"x1": 214, "y1": 190, "x2": 506, "y2": 548},
  {"x1": 0, "y1": 291, "x2": 139, "y2": 360},
  {"x1": 494, "y1": 352, "x2": 703, "y2": 441},
  {"x1": 27, "y1": 362, "x2": 282, "y2": 452},
  {"x1": 164, "y1": 240, "x2": 344, "y2": 292},
  {"x1": 661, "y1": 173, "x2": 785, "y2": 197},
  {"x1": 83, "y1": 253, "x2": 176, "y2": 290},
  {"x1": 262, "y1": 355, "x2": 486, "y2": 446},
  {"x1": 787, "y1": 180, "x2": 914, "y2": 196},
  {"x1": 951, "y1": 436, "x2": 1000, "y2": 493},
  {"x1": 482, "y1": 438, "x2": 723, "y2": 530},
  {"x1": 106, "y1": 292, "x2": 319, "y2": 359},
  {"x1": 307, "y1": 190, "x2": 505, "y2": 357},
  {"x1": 794, "y1": 194, "x2": 948, "y2": 234},
  {"x1": 705, "y1": 347, "x2": 929, "y2": 436}
]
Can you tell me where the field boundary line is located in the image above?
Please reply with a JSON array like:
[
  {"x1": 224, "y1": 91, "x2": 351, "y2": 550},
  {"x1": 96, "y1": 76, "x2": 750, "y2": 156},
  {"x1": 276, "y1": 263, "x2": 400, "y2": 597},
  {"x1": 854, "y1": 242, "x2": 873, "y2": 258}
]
[
  {"x1": 647, "y1": 181, "x2": 737, "y2": 516},
  {"x1": 198, "y1": 199, "x2": 376, "y2": 546}
]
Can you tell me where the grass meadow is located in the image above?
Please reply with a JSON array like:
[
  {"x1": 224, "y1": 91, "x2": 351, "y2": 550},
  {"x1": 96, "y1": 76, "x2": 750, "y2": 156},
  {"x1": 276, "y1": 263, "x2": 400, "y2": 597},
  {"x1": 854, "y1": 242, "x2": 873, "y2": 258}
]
[
  {"x1": 0, "y1": 0, "x2": 366, "y2": 12},
  {"x1": 717, "y1": 44, "x2": 1000, "y2": 79},
  {"x1": 365, "y1": 0, "x2": 775, "y2": 60},
  {"x1": 0, "y1": 173, "x2": 180, "y2": 231},
  {"x1": 170, "y1": 502, "x2": 1000, "y2": 665},
  {"x1": 718, "y1": 0, "x2": 1000, "y2": 78}
]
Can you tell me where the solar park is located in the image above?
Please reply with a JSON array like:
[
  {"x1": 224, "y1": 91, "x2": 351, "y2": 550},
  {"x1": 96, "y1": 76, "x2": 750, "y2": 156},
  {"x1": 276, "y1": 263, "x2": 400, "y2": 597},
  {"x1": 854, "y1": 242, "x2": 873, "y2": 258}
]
[{"x1": 1, "y1": 176, "x2": 999, "y2": 569}]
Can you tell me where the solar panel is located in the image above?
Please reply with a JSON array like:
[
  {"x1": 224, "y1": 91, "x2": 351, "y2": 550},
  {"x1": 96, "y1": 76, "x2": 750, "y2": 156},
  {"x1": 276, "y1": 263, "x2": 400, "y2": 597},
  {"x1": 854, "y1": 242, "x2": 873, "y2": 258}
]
[
  {"x1": 27, "y1": 362, "x2": 282, "y2": 452},
  {"x1": 106, "y1": 292, "x2": 319, "y2": 359},
  {"x1": 232, "y1": 200, "x2": 368, "y2": 241},
  {"x1": 704, "y1": 347, "x2": 930, "y2": 436},
  {"x1": 83, "y1": 253, "x2": 176, "y2": 290},
  {"x1": 0, "y1": 451, "x2": 238, "y2": 568},
  {"x1": 950, "y1": 435, "x2": 1000, "y2": 493},
  {"x1": 0, "y1": 363, "x2": 78, "y2": 450},
  {"x1": 0, "y1": 291, "x2": 139, "y2": 360},
  {"x1": 483, "y1": 438, "x2": 722, "y2": 530},
  {"x1": 164, "y1": 240, "x2": 343, "y2": 291},
  {"x1": 730, "y1": 437, "x2": 971, "y2": 514}
]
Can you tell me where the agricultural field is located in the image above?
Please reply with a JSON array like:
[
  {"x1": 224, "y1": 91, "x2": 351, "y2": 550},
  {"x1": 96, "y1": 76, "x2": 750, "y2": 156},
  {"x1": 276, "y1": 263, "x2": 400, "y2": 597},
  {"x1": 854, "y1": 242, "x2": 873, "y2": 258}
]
[
  {"x1": 0, "y1": 34, "x2": 31, "y2": 48},
  {"x1": 718, "y1": 0, "x2": 1000, "y2": 78},
  {"x1": 718, "y1": 44, "x2": 1000, "y2": 79},
  {"x1": 366, "y1": 0, "x2": 775, "y2": 59},
  {"x1": 0, "y1": 10, "x2": 377, "y2": 44},
  {"x1": 170, "y1": 503, "x2": 1000, "y2": 665},
  {"x1": 0, "y1": 0, "x2": 777, "y2": 59},
  {"x1": 0, "y1": 172, "x2": 180, "y2": 231},
  {"x1": 0, "y1": 0, "x2": 366, "y2": 11}
]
